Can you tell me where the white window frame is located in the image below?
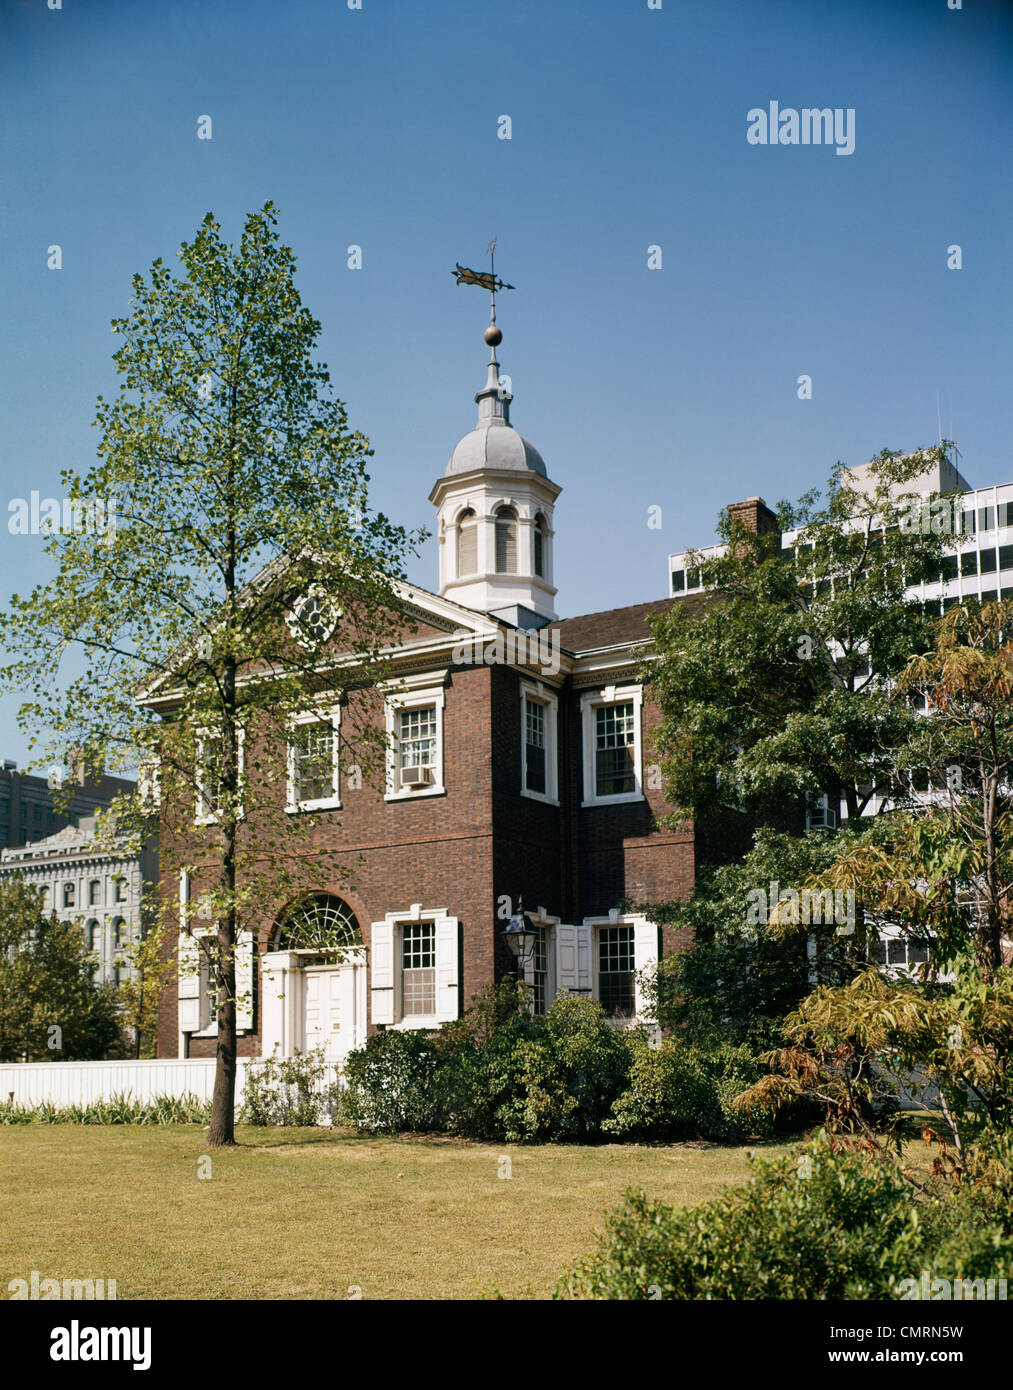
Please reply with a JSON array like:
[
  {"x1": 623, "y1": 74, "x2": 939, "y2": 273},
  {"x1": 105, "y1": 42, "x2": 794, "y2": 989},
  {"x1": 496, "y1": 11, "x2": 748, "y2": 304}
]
[
  {"x1": 188, "y1": 924, "x2": 218, "y2": 1038},
  {"x1": 195, "y1": 727, "x2": 246, "y2": 827},
  {"x1": 520, "y1": 681, "x2": 559, "y2": 805},
  {"x1": 524, "y1": 909, "x2": 558, "y2": 1015},
  {"x1": 383, "y1": 679, "x2": 447, "y2": 801},
  {"x1": 399, "y1": 918, "x2": 439, "y2": 1022},
  {"x1": 370, "y1": 905, "x2": 460, "y2": 1028},
  {"x1": 585, "y1": 911, "x2": 659, "y2": 1027},
  {"x1": 286, "y1": 704, "x2": 342, "y2": 813},
  {"x1": 581, "y1": 684, "x2": 644, "y2": 807}
]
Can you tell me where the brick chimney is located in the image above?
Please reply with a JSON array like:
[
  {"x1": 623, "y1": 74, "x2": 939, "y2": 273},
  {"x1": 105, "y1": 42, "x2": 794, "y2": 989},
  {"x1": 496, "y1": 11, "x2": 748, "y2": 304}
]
[{"x1": 726, "y1": 496, "x2": 780, "y2": 538}]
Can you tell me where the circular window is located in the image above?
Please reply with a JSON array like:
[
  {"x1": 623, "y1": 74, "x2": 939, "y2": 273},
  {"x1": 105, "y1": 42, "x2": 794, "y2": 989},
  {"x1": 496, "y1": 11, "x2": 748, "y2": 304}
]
[
  {"x1": 276, "y1": 894, "x2": 360, "y2": 952},
  {"x1": 286, "y1": 586, "x2": 340, "y2": 649}
]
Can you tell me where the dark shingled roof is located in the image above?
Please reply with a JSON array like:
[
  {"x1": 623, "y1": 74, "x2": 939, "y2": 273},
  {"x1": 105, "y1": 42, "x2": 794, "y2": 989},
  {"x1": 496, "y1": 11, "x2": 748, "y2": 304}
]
[{"x1": 544, "y1": 593, "x2": 707, "y2": 655}]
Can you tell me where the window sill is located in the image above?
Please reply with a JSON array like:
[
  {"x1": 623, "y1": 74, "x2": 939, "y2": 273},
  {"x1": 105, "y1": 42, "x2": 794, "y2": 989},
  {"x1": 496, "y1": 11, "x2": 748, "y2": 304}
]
[
  {"x1": 520, "y1": 788, "x2": 559, "y2": 807},
  {"x1": 285, "y1": 799, "x2": 342, "y2": 814},
  {"x1": 384, "y1": 786, "x2": 447, "y2": 802},
  {"x1": 391, "y1": 1016, "x2": 440, "y2": 1031},
  {"x1": 581, "y1": 791, "x2": 645, "y2": 808}
]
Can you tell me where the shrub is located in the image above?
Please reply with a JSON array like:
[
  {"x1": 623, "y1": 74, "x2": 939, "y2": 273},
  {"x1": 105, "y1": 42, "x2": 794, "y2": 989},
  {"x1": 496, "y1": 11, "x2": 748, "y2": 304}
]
[
  {"x1": 241, "y1": 1048, "x2": 340, "y2": 1127},
  {"x1": 603, "y1": 1039, "x2": 783, "y2": 1142},
  {"x1": 341, "y1": 993, "x2": 634, "y2": 1143},
  {"x1": 603, "y1": 1035, "x2": 712, "y2": 1140},
  {"x1": 339, "y1": 1031, "x2": 445, "y2": 1133},
  {"x1": 558, "y1": 1132, "x2": 1013, "y2": 1299}
]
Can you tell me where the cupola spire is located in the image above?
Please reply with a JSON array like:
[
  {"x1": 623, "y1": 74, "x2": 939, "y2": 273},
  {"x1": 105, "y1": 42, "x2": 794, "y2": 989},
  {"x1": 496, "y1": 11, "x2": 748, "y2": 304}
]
[{"x1": 451, "y1": 240, "x2": 515, "y2": 427}]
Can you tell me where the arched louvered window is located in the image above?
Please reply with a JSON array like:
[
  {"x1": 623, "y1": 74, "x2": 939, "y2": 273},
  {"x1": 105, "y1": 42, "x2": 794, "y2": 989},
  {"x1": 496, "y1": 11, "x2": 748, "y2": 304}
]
[
  {"x1": 457, "y1": 508, "x2": 478, "y2": 576},
  {"x1": 495, "y1": 506, "x2": 518, "y2": 574},
  {"x1": 533, "y1": 513, "x2": 547, "y2": 578}
]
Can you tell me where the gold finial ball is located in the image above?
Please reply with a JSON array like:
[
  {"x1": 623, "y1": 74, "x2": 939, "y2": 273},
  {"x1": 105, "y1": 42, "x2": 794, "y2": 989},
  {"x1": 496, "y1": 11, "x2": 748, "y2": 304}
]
[{"x1": 484, "y1": 324, "x2": 503, "y2": 347}]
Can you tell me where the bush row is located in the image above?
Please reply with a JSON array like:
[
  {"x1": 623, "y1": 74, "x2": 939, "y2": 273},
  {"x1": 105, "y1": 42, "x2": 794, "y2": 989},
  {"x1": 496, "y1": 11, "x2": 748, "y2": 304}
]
[
  {"x1": 557, "y1": 1132, "x2": 1013, "y2": 1299},
  {"x1": 339, "y1": 990, "x2": 806, "y2": 1144}
]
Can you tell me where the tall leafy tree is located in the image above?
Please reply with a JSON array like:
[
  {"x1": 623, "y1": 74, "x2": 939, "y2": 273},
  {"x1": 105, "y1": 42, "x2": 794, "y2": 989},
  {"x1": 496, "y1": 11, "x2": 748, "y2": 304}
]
[
  {"x1": 1, "y1": 205, "x2": 423, "y2": 1143},
  {"x1": 646, "y1": 447, "x2": 952, "y2": 839},
  {"x1": 808, "y1": 601, "x2": 1013, "y2": 977},
  {"x1": 0, "y1": 878, "x2": 121, "y2": 1062},
  {"x1": 638, "y1": 828, "x2": 859, "y2": 1050}
]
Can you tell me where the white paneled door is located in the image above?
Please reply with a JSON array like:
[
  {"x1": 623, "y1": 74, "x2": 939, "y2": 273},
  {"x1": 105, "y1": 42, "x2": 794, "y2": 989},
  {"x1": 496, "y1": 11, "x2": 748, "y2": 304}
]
[{"x1": 301, "y1": 964, "x2": 360, "y2": 1061}]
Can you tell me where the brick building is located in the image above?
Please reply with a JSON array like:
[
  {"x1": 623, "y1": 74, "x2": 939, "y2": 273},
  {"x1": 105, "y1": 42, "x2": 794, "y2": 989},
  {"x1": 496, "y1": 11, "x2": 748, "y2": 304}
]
[{"x1": 153, "y1": 320, "x2": 697, "y2": 1062}]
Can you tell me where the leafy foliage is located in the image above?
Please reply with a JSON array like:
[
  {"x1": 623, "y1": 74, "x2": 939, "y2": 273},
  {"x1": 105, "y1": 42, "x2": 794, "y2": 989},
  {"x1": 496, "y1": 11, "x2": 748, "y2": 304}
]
[
  {"x1": 0, "y1": 204, "x2": 423, "y2": 1143},
  {"x1": 0, "y1": 877, "x2": 122, "y2": 1062},
  {"x1": 641, "y1": 828, "x2": 858, "y2": 1049},
  {"x1": 0, "y1": 1093, "x2": 211, "y2": 1125},
  {"x1": 240, "y1": 1047, "x2": 341, "y2": 1126},
  {"x1": 737, "y1": 966, "x2": 1013, "y2": 1225},
  {"x1": 340, "y1": 986, "x2": 787, "y2": 1144},
  {"x1": 558, "y1": 1132, "x2": 1013, "y2": 1300},
  {"x1": 645, "y1": 447, "x2": 951, "y2": 832}
]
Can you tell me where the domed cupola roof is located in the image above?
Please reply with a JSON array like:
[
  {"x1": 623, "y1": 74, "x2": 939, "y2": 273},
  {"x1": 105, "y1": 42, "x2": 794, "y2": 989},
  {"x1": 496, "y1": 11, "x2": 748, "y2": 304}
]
[
  {"x1": 447, "y1": 424, "x2": 546, "y2": 477},
  {"x1": 444, "y1": 324, "x2": 546, "y2": 477}
]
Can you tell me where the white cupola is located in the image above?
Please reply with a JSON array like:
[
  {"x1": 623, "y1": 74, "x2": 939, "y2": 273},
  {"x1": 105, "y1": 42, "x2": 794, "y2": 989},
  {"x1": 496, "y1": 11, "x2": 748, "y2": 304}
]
[{"x1": 428, "y1": 319, "x2": 560, "y2": 628}]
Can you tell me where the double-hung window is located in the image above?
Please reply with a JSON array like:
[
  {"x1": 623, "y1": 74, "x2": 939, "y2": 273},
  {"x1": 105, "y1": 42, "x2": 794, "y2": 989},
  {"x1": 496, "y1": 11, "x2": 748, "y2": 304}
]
[
  {"x1": 400, "y1": 707, "x2": 437, "y2": 773},
  {"x1": 287, "y1": 707, "x2": 341, "y2": 811},
  {"x1": 195, "y1": 729, "x2": 246, "y2": 825},
  {"x1": 383, "y1": 679, "x2": 446, "y2": 799},
  {"x1": 520, "y1": 682, "x2": 559, "y2": 803},
  {"x1": 597, "y1": 924, "x2": 636, "y2": 1019},
  {"x1": 581, "y1": 686, "x2": 644, "y2": 806},
  {"x1": 401, "y1": 921, "x2": 436, "y2": 1017}
]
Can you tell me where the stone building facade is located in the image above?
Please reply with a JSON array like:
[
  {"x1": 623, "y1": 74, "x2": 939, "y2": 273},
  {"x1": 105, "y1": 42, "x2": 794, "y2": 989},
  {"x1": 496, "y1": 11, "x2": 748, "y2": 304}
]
[{"x1": 0, "y1": 815, "x2": 159, "y2": 986}]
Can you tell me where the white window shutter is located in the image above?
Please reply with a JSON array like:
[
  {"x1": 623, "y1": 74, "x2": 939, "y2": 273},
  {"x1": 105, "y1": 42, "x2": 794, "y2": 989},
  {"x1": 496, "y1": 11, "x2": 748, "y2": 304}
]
[
  {"x1": 633, "y1": 919, "x2": 660, "y2": 1020},
  {"x1": 235, "y1": 930, "x2": 254, "y2": 1031},
  {"x1": 555, "y1": 924, "x2": 577, "y2": 993},
  {"x1": 435, "y1": 915, "x2": 459, "y2": 1022},
  {"x1": 556, "y1": 923, "x2": 592, "y2": 996},
  {"x1": 370, "y1": 919, "x2": 395, "y2": 1024},
  {"x1": 576, "y1": 922, "x2": 592, "y2": 994},
  {"x1": 178, "y1": 931, "x2": 201, "y2": 1033}
]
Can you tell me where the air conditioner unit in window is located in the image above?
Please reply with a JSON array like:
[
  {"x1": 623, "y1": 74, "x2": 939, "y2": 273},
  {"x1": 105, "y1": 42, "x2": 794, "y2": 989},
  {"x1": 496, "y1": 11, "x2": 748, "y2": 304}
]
[
  {"x1": 806, "y1": 803, "x2": 837, "y2": 831},
  {"x1": 400, "y1": 765, "x2": 434, "y2": 789}
]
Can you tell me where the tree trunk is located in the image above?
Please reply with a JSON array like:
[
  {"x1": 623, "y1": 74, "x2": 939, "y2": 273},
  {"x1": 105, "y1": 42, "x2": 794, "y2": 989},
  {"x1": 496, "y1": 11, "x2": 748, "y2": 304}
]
[{"x1": 206, "y1": 915, "x2": 237, "y2": 1146}]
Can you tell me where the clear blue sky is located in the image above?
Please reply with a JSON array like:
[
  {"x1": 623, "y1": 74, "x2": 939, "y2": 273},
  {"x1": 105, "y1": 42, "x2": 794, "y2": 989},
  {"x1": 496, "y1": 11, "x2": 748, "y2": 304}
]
[{"x1": 2, "y1": 0, "x2": 1011, "y2": 763}]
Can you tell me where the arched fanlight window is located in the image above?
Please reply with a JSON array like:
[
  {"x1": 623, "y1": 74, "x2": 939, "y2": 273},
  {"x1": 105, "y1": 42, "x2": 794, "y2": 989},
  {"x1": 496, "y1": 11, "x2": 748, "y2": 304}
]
[
  {"x1": 89, "y1": 879, "x2": 102, "y2": 906},
  {"x1": 275, "y1": 894, "x2": 362, "y2": 953},
  {"x1": 86, "y1": 920, "x2": 99, "y2": 952},
  {"x1": 63, "y1": 883, "x2": 75, "y2": 908},
  {"x1": 533, "y1": 513, "x2": 547, "y2": 578},
  {"x1": 495, "y1": 506, "x2": 518, "y2": 574},
  {"x1": 457, "y1": 508, "x2": 478, "y2": 576}
]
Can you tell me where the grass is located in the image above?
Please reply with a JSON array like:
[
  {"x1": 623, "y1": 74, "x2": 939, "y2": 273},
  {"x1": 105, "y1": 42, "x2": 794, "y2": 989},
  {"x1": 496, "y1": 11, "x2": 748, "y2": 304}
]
[{"x1": 2, "y1": 1125, "x2": 794, "y2": 1300}]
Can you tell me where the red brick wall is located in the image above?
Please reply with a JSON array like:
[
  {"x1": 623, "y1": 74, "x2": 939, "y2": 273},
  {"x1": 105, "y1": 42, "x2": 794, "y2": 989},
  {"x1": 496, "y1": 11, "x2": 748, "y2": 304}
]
[{"x1": 156, "y1": 649, "x2": 696, "y2": 1057}]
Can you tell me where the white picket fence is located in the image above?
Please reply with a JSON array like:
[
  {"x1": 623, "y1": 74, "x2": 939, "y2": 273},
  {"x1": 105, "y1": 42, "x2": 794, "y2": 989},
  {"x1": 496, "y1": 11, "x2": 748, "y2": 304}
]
[{"x1": 0, "y1": 1057, "x2": 340, "y2": 1110}]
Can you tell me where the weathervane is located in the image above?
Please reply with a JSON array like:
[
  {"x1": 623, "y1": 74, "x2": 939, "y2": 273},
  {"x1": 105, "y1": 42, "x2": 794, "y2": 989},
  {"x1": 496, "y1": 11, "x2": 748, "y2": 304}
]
[{"x1": 452, "y1": 239, "x2": 514, "y2": 346}]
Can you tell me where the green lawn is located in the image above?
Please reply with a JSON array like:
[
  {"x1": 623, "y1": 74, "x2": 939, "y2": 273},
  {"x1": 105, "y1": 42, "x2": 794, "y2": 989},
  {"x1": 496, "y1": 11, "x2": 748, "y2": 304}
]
[{"x1": 2, "y1": 1125, "x2": 793, "y2": 1300}]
